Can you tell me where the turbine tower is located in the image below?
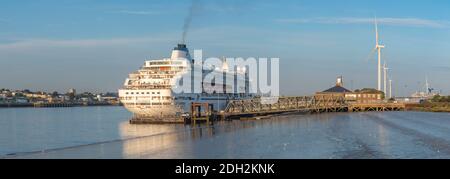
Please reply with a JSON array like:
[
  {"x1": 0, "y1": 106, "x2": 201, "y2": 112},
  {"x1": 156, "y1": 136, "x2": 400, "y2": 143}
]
[
  {"x1": 383, "y1": 62, "x2": 389, "y2": 95},
  {"x1": 374, "y1": 17, "x2": 385, "y2": 91},
  {"x1": 389, "y1": 79, "x2": 393, "y2": 98}
]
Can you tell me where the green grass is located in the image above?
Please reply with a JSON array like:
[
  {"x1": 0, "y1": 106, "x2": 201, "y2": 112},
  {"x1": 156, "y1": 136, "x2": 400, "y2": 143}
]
[{"x1": 407, "y1": 102, "x2": 450, "y2": 113}]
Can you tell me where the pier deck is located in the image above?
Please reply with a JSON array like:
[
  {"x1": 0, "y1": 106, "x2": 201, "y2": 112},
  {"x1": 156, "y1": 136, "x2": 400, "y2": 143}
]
[
  {"x1": 224, "y1": 96, "x2": 405, "y2": 118},
  {"x1": 129, "y1": 96, "x2": 406, "y2": 124}
]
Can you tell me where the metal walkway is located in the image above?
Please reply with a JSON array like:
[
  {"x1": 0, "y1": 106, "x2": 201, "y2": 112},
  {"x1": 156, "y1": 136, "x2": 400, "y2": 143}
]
[{"x1": 224, "y1": 96, "x2": 405, "y2": 118}]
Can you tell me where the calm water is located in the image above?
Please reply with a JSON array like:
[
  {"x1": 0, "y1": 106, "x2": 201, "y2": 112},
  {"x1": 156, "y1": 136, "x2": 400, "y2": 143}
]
[{"x1": 1, "y1": 106, "x2": 450, "y2": 159}]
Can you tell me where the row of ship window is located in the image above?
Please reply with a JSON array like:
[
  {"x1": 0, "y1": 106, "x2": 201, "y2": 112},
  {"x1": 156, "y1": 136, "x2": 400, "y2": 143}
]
[
  {"x1": 120, "y1": 96, "x2": 172, "y2": 100},
  {"x1": 125, "y1": 92, "x2": 161, "y2": 95}
]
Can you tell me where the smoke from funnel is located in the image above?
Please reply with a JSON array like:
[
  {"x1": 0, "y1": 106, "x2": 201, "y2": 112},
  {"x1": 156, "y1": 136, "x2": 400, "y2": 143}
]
[{"x1": 181, "y1": 0, "x2": 199, "y2": 44}]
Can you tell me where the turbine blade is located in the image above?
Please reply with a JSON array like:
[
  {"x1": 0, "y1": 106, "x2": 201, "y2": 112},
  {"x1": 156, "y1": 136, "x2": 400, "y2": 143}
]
[
  {"x1": 365, "y1": 48, "x2": 377, "y2": 62},
  {"x1": 375, "y1": 17, "x2": 379, "y2": 46}
]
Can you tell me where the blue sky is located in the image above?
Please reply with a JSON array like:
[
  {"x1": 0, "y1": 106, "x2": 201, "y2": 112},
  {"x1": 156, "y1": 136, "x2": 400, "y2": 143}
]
[{"x1": 0, "y1": 0, "x2": 449, "y2": 96}]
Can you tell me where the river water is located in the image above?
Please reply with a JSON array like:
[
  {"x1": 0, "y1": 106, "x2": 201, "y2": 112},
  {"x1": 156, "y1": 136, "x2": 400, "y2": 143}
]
[{"x1": 1, "y1": 106, "x2": 450, "y2": 159}]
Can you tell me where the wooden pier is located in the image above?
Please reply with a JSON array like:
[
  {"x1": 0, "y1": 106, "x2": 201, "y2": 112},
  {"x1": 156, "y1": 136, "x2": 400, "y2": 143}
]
[
  {"x1": 129, "y1": 96, "x2": 406, "y2": 124},
  {"x1": 223, "y1": 96, "x2": 405, "y2": 119},
  {"x1": 33, "y1": 102, "x2": 74, "y2": 108},
  {"x1": 348, "y1": 103, "x2": 405, "y2": 112},
  {"x1": 130, "y1": 115, "x2": 184, "y2": 124}
]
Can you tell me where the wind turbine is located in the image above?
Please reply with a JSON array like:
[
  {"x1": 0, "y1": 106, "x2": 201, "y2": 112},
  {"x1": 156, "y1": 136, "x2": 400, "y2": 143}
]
[
  {"x1": 383, "y1": 62, "x2": 390, "y2": 95},
  {"x1": 374, "y1": 17, "x2": 385, "y2": 91},
  {"x1": 389, "y1": 79, "x2": 393, "y2": 98}
]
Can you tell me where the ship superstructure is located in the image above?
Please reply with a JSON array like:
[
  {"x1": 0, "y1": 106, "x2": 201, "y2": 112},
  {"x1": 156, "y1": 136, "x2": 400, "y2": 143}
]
[{"x1": 118, "y1": 44, "x2": 253, "y2": 122}]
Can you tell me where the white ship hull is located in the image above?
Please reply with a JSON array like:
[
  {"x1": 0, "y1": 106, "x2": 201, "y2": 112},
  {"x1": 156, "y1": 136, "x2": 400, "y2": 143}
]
[
  {"x1": 123, "y1": 104, "x2": 181, "y2": 117},
  {"x1": 120, "y1": 94, "x2": 231, "y2": 117},
  {"x1": 118, "y1": 44, "x2": 253, "y2": 121}
]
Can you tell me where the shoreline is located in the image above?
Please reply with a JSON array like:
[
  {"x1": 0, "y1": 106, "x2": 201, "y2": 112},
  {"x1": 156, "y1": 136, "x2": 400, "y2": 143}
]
[
  {"x1": 407, "y1": 108, "x2": 450, "y2": 113},
  {"x1": 0, "y1": 103, "x2": 122, "y2": 109},
  {"x1": 405, "y1": 103, "x2": 450, "y2": 113}
]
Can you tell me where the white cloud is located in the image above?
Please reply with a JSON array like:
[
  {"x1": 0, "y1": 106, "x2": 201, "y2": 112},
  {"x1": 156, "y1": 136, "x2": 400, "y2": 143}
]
[
  {"x1": 0, "y1": 36, "x2": 174, "y2": 51},
  {"x1": 276, "y1": 17, "x2": 450, "y2": 28},
  {"x1": 0, "y1": 26, "x2": 265, "y2": 52},
  {"x1": 114, "y1": 10, "x2": 160, "y2": 15}
]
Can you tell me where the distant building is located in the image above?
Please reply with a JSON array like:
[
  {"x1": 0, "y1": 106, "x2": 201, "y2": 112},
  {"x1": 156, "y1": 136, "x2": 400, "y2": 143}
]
[
  {"x1": 96, "y1": 95, "x2": 103, "y2": 102},
  {"x1": 68, "y1": 88, "x2": 76, "y2": 95},
  {"x1": 67, "y1": 88, "x2": 76, "y2": 101},
  {"x1": 63, "y1": 95, "x2": 71, "y2": 101},
  {"x1": 80, "y1": 97, "x2": 91, "y2": 102},
  {"x1": 315, "y1": 76, "x2": 352, "y2": 99},
  {"x1": 352, "y1": 88, "x2": 384, "y2": 103},
  {"x1": 315, "y1": 76, "x2": 384, "y2": 103},
  {"x1": 24, "y1": 93, "x2": 48, "y2": 99},
  {"x1": 0, "y1": 94, "x2": 6, "y2": 104},
  {"x1": 15, "y1": 97, "x2": 29, "y2": 104}
]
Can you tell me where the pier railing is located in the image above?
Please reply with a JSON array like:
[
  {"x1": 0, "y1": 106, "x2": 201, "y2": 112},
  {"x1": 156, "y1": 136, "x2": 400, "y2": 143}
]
[
  {"x1": 224, "y1": 96, "x2": 405, "y2": 116},
  {"x1": 129, "y1": 96, "x2": 406, "y2": 124}
]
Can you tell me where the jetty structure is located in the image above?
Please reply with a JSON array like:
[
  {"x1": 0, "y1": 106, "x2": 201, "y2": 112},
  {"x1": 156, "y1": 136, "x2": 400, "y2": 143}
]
[
  {"x1": 130, "y1": 76, "x2": 406, "y2": 124},
  {"x1": 223, "y1": 77, "x2": 404, "y2": 119}
]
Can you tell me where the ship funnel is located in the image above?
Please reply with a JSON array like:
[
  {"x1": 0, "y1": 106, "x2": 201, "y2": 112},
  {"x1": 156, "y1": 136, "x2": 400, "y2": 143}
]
[
  {"x1": 171, "y1": 44, "x2": 191, "y2": 61},
  {"x1": 336, "y1": 76, "x2": 344, "y2": 87}
]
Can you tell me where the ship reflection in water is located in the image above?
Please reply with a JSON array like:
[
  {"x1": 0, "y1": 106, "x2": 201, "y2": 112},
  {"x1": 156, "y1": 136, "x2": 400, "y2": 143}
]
[
  {"x1": 2, "y1": 107, "x2": 450, "y2": 159},
  {"x1": 121, "y1": 111, "x2": 450, "y2": 159}
]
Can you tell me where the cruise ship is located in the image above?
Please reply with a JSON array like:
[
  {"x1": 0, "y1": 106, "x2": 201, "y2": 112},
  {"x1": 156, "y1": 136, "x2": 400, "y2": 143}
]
[
  {"x1": 411, "y1": 78, "x2": 439, "y2": 99},
  {"x1": 118, "y1": 44, "x2": 254, "y2": 122}
]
